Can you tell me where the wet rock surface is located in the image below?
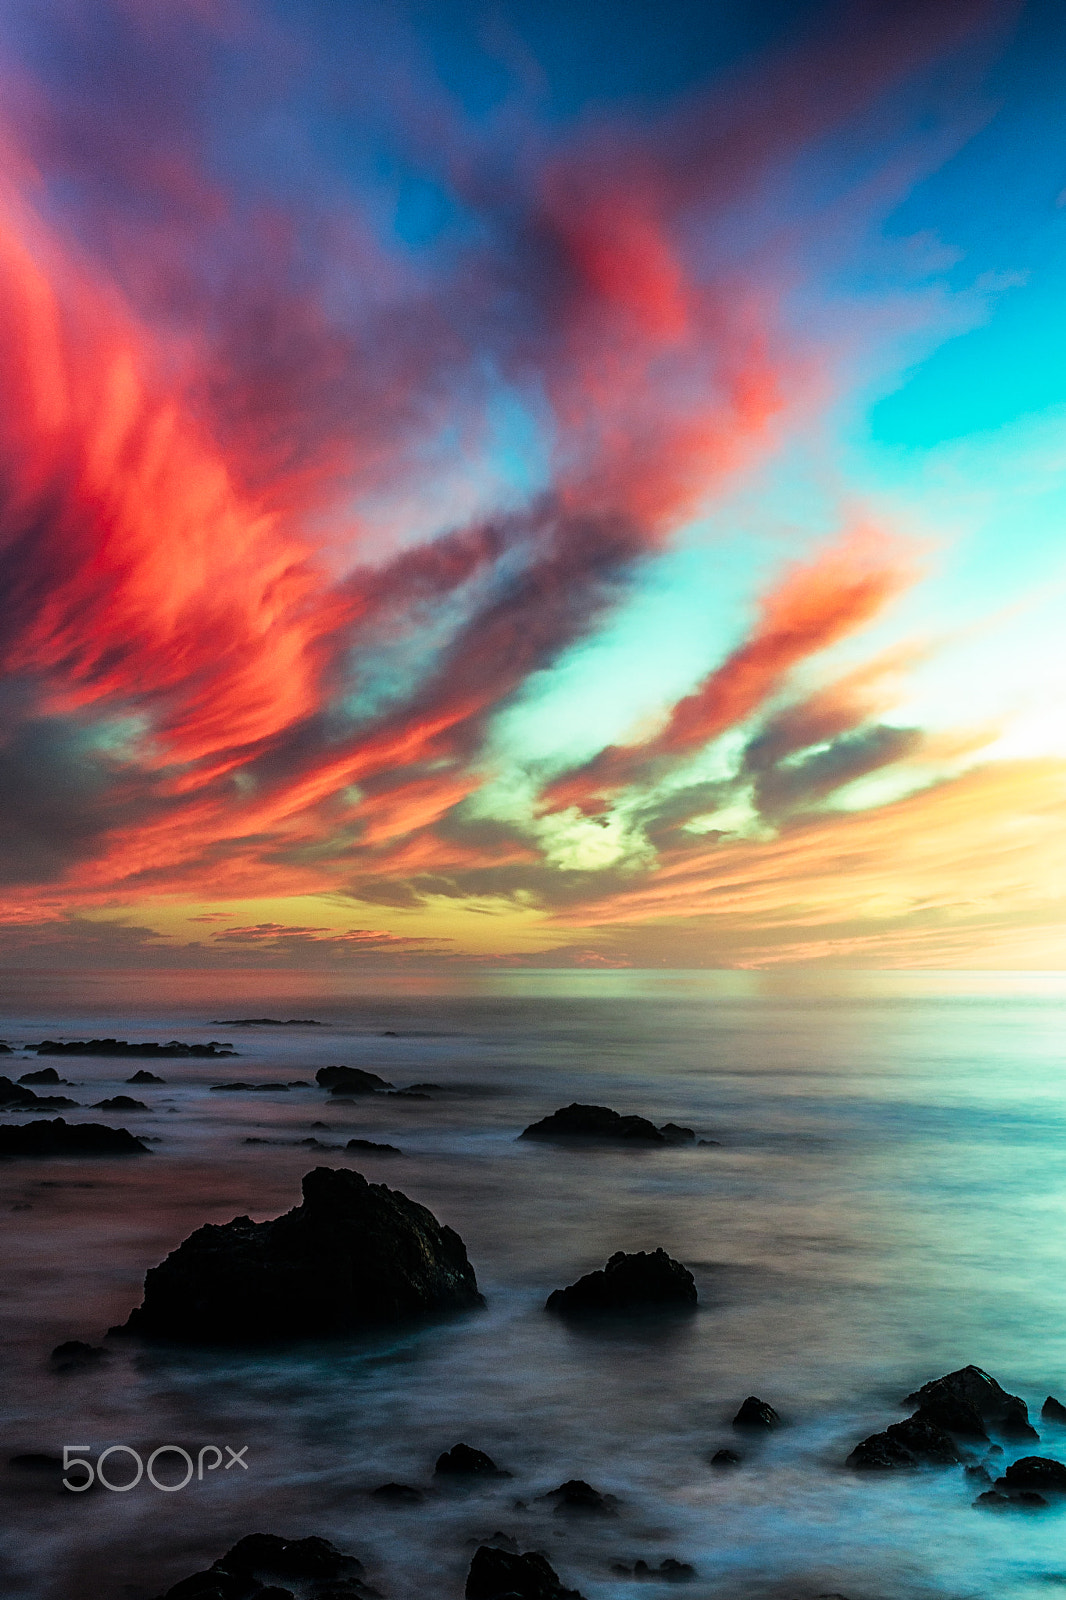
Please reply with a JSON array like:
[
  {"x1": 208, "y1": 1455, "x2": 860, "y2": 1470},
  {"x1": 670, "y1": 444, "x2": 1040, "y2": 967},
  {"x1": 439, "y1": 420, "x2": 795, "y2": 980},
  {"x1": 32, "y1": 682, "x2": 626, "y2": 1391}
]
[
  {"x1": 466, "y1": 1544, "x2": 584, "y2": 1600},
  {"x1": 546, "y1": 1249, "x2": 697, "y2": 1315},
  {"x1": 151, "y1": 1533, "x2": 379, "y2": 1600},
  {"x1": 0, "y1": 1118, "x2": 149, "y2": 1158},
  {"x1": 119, "y1": 1166, "x2": 484, "y2": 1342}
]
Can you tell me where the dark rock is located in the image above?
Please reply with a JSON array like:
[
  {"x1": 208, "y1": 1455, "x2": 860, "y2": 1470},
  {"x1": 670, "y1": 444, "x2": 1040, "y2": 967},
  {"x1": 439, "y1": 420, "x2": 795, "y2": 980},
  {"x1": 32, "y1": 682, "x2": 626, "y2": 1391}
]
[
  {"x1": 18, "y1": 1067, "x2": 69, "y2": 1085},
  {"x1": 93, "y1": 1096, "x2": 148, "y2": 1111},
  {"x1": 128, "y1": 1070, "x2": 167, "y2": 1084},
  {"x1": 50, "y1": 1340, "x2": 109, "y2": 1372},
  {"x1": 370, "y1": 1481, "x2": 424, "y2": 1503},
  {"x1": 118, "y1": 1166, "x2": 484, "y2": 1342},
  {"x1": 846, "y1": 1417, "x2": 961, "y2": 1470},
  {"x1": 435, "y1": 1443, "x2": 510, "y2": 1479},
  {"x1": 964, "y1": 1464, "x2": 993, "y2": 1486},
  {"x1": 613, "y1": 1558, "x2": 696, "y2": 1582},
  {"x1": 732, "y1": 1397, "x2": 781, "y2": 1430},
  {"x1": 911, "y1": 1394, "x2": 988, "y2": 1440},
  {"x1": 903, "y1": 1366, "x2": 1038, "y2": 1440},
  {"x1": 0, "y1": 1119, "x2": 149, "y2": 1159},
  {"x1": 317, "y1": 1066, "x2": 392, "y2": 1094},
  {"x1": 520, "y1": 1103, "x2": 665, "y2": 1145},
  {"x1": 386, "y1": 1089, "x2": 431, "y2": 1099},
  {"x1": 346, "y1": 1139, "x2": 402, "y2": 1157},
  {"x1": 1042, "y1": 1395, "x2": 1066, "y2": 1424},
  {"x1": 0, "y1": 1076, "x2": 79, "y2": 1110},
  {"x1": 546, "y1": 1249, "x2": 697, "y2": 1315},
  {"x1": 995, "y1": 1456, "x2": 1066, "y2": 1494},
  {"x1": 539, "y1": 1479, "x2": 618, "y2": 1515},
  {"x1": 406, "y1": 1083, "x2": 445, "y2": 1092},
  {"x1": 466, "y1": 1544, "x2": 583, "y2": 1600},
  {"x1": 286, "y1": 1081, "x2": 312, "y2": 1088},
  {"x1": 210, "y1": 1082, "x2": 295, "y2": 1093},
  {"x1": 154, "y1": 1533, "x2": 378, "y2": 1600},
  {"x1": 36, "y1": 1039, "x2": 235, "y2": 1058},
  {"x1": 710, "y1": 1449, "x2": 741, "y2": 1467},
  {"x1": 0, "y1": 1041, "x2": 10, "y2": 1052},
  {"x1": 659, "y1": 1124, "x2": 696, "y2": 1146},
  {"x1": 974, "y1": 1488, "x2": 1047, "y2": 1511},
  {"x1": 213, "y1": 1018, "x2": 324, "y2": 1026}
]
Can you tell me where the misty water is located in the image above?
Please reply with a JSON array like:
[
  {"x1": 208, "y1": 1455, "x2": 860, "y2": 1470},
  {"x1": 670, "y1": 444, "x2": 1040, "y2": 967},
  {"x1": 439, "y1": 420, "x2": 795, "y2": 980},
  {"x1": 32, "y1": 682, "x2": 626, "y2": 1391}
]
[{"x1": 1, "y1": 970, "x2": 1065, "y2": 1600}]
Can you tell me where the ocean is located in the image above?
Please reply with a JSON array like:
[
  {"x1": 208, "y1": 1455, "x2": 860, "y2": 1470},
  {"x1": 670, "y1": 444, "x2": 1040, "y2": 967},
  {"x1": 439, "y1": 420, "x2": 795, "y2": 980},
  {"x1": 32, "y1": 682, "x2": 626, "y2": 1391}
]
[{"x1": 1, "y1": 969, "x2": 1065, "y2": 1600}]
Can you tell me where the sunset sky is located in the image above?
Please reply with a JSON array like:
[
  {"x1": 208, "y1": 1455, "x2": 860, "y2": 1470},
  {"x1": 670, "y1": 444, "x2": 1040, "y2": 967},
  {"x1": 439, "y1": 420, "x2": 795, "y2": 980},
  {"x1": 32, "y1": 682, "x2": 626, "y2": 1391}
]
[{"x1": 2, "y1": 0, "x2": 1066, "y2": 971}]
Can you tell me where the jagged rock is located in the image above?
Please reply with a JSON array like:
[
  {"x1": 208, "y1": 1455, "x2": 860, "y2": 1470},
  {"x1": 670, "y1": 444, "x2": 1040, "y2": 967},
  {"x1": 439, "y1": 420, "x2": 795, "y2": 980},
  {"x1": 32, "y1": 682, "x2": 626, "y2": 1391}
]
[
  {"x1": 118, "y1": 1166, "x2": 484, "y2": 1342},
  {"x1": 1042, "y1": 1395, "x2": 1066, "y2": 1424},
  {"x1": 546, "y1": 1250, "x2": 697, "y2": 1315},
  {"x1": 846, "y1": 1417, "x2": 961, "y2": 1470},
  {"x1": 346, "y1": 1139, "x2": 402, "y2": 1157},
  {"x1": 732, "y1": 1397, "x2": 781, "y2": 1430},
  {"x1": 93, "y1": 1096, "x2": 148, "y2": 1111},
  {"x1": 49, "y1": 1340, "x2": 109, "y2": 1372},
  {"x1": 995, "y1": 1456, "x2": 1066, "y2": 1494},
  {"x1": 539, "y1": 1479, "x2": 618, "y2": 1515},
  {"x1": 370, "y1": 1481, "x2": 424, "y2": 1503},
  {"x1": 903, "y1": 1366, "x2": 1037, "y2": 1440},
  {"x1": 466, "y1": 1544, "x2": 583, "y2": 1600},
  {"x1": 519, "y1": 1104, "x2": 665, "y2": 1145},
  {"x1": 435, "y1": 1443, "x2": 510, "y2": 1479},
  {"x1": 0, "y1": 1077, "x2": 78, "y2": 1110},
  {"x1": 710, "y1": 1449, "x2": 741, "y2": 1467},
  {"x1": 610, "y1": 1558, "x2": 696, "y2": 1582},
  {"x1": 0, "y1": 1119, "x2": 149, "y2": 1159},
  {"x1": 36, "y1": 1039, "x2": 235, "y2": 1058},
  {"x1": 317, "y1": 1066, "x2": 392, "y2": 1094},
  {"x1": 128, "y1": 1070, "x2": 167, "y2": 1084},
  {"x1": 152, "y1": 1533, "x2": 379, "y2": 1600}
]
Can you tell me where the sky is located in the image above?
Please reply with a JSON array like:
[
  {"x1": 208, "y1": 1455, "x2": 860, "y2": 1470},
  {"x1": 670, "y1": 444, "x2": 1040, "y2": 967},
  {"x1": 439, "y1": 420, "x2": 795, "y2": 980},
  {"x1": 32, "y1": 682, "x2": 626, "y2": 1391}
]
[{"x1": 1, "y1": 0, "x2": 1066, "y2": 973}]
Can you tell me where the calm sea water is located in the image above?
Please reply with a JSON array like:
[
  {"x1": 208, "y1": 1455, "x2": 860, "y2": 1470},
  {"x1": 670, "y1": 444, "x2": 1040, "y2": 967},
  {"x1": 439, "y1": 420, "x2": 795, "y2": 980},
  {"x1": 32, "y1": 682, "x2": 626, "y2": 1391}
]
[{"x1": 1, "y1": 969, "x2": 1065, "y2": 1600}]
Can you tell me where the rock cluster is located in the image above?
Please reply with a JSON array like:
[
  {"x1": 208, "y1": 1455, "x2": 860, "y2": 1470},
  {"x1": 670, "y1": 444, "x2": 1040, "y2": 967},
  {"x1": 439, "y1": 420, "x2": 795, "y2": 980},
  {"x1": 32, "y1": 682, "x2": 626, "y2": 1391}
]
[
  {"x1": 0, "y1": 1076, "x2": 77, "y2": 1110},
  {"x1": 519, "y1": 1103, "x2": 696, "y2": 1146},
  {"x1": 546, "y1": 1249, "x2": 697, "y2": 1315},
  {"x1": 847, "y1": 1366, "x2": 1038, "y2": 1469},
  {"x1": 152, "y1": 1533, "x2": 378, "y2": 1600},
  {"x1": 119, "y1": 1166, "x2": 484, "y2": 1342},
  {"x1": 539, "y1": 1478, "x2": 618, "y2": 1515},
  {"x1": 466, "y1": 1544, "x2": 584, "y2": 1600},
  {"x1": 0, "y1": 1119, "x2": 149, "y2": 1159},
  {"x1": 36, "y1": 1039, "x2": 235, "y2": 1057}
]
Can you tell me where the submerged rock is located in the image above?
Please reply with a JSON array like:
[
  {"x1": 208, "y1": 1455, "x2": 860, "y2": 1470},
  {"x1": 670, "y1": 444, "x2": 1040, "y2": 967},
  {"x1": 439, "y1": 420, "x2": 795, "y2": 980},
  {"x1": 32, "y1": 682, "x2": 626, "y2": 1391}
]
[
  {"x1": 610, "y1": 1558, "x2": 696, "y2": 1582},
  {"x1": 709, "y1": 1449, "x2": 741, "y2": 1468},
  {"x1": 36, "y1": 1038, "x2": 235, "y2": 1058},
  {"x1": 118, "y1": 1166, "x2": 484, "y2": 1342},
  {"x1": 903, "y1": 1366, "x2": 1037, "y2": 1441},
  {"x1": 370, "y1": 1481, "x2": 424, "y2": 1503},
  {"x1": 317, "y1": 1066, "x2": 392, "y2": 1094},
  {"x1": 152, "y1": 1533, "x2": 379, "y2": 1600},
  {"x1": 519, "y1": 1103, "x2": 665, "y2": 1145},
  {"x1": 466, "y1": 1544, "x2": 584, "y2": 1600},
  {"x1": 846, "y1": 1417, "x2": 961, "y2": 1470},
  {"x1": 127, "y1": 1070, "x2": 166, "y2": 1084},
  {"x1": 435, "y1": 1443, "x2": 510, "y2": 1479},
  {"x1": 910, "y1": 1394, "x2": 989, "y2": 1441},
  {"x1": 0, "y1": 1077, "x2": 78, "y2": 1110},
  {"x1": 539, "y1": 1479, "x2": 618, "y2": 1515},
  {"x1": 974, "y1": 1488, "x2": 1048, "y2": 1511},
  {"x1": 49, "y1": 1340, "x2": 109, "y2": 1372},
  {"x1": 17, "y1": 1067, "x2": 71, "y2": 1086},
  {"x1": 1042, "y1": 1395, "x2": 1066, "y2": 1424},
  {"x1": 346, "y1": 1139, "x2": 402, "y2": 1157},
  {"x1": 546, "y1": 1249, "x2": 697, "y2": 1315},
  {"x1": 995, "y1": 1456, "x2": 1066, "y2": 1494},
  {"x1": 93, "y1": 1096, "x2": 148, "y2": 1111},
  {"x1": 0, "y1": 1119, "x2": 148, "y2": 1159},
  {"x1": 732, "y1": 1397, "x2": 781, "y2": 1430}
]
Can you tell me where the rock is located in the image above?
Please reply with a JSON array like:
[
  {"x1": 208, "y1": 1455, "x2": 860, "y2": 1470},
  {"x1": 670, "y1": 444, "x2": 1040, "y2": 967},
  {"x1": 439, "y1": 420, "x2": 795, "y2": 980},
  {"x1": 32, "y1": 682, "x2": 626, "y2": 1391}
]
[
  {"x1": 910, "y1": 1394, "x2": 988, "y2": 1440},
  {"x1": 519, "y1": 1104, "x2": 665, "y2": 1145},
  {"x1": 546, "y1": 1250, "x2": 697, "y2": 1315},
  {"x1": 539, "y1": 1479, "x2": 618, "y2": 1515},
  {"x1": 0, "y1": 1119, "x2": 149, "y2": 1159},
  {"x1": 36, "y1": 1039, "x2": 235, "y2": 1058},
  {"x1": 903, "y1": 1366, "x2": 1037, "y2": 1441},
  {"x1": 118, "y1": 1166, "x2": 484, "y2": 1342},
  {"x1": 612, "y1": 1558, "x2": 696, "y2": 1582},
  {"x1": 435, "y1": 1443, "x2": 510, "y2": 1479},
  {"x1": 0, "y1": 1077, "x2": 79, "y2": 1110},
  {"x1": 406, "y1": 1083, "x2": 445, "y2": 1093},
  {"x1": 386, "y1": 1090, "x2": 431, "y2": 1100},
  {"x1": 93, "y1": 1096, "x2": 148, "y2": 1111},
  {"x1": 974, "y1": 1488, "x2": 1047, "y2": 1511},
  {"x1": 213, "y1": 1018, "x2": 324, "y2": 1026},
  {"x1": 346, "y1": 1140, "x2": 402, "y2": 1157},
  {"x1": 466, "y1": 1545, "x2": 583, "y2": 1600},
  {"x1": 732, "y1": 1397, "x2": 781, "y2": 1430},
  {"x1": 128, "y1": 1071, "x2": 167, "y2": 1084},
  {"x1": 317, "y1": 1066, "x2": 392, "y2": 1094},
  {"x1": 1042, "y1": 1395, "x2": 1066, "y2": 1424},
  {"x1": 210, "y1": 1082, "x2": 293, "y2": 1092},
  {"x1": 995, "y1": 1456, "x2": 1066, "y2": 1494},
  {"x1": 964, "y1": 1464, "x2": 993, "y2": 1486},
  {"x1": 710, "y1": 1449, "x2": 741, "y2": 1467},
  {"x1": 49, "y1": 1340, "x2": 109, "y2": 1372},
  {"x1": 370, "y1": 1481, "x2": 424, "y2": 1503},
  {"x1": 153, "y1": 1533, "x2": 379, "y2": 1600},
  {"x1": 846, "y1": 1417, "x2": 961, "y2": 1470},
  {"x1": 659, "y1": 1124, "x2": 696, "y2": 1146},
  {"x1": 18, "y1": 1067, "x2": 69, "y2": 1085},
  {"x1": 483, "y1": 1533, "x2": 519, "y2": 1552}
]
